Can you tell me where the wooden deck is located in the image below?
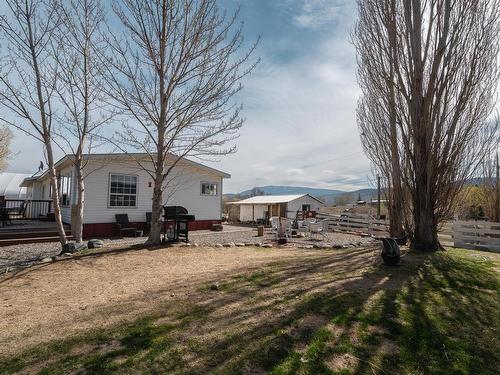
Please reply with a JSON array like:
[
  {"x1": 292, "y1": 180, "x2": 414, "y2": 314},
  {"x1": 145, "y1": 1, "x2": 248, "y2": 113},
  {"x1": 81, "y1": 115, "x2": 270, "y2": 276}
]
[{"x1": 0, "y1": 221, "x2": 72, "y2": 246}]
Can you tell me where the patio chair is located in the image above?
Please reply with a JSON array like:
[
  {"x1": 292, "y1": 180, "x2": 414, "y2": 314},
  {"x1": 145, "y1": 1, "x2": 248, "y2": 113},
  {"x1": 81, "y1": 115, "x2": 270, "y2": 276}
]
[
  {"x1": 0, "y1": 207, "x2": 9, "y2": 227},
  {"x1": 269, "y1": 216, "x2": 279, "y2": 234},
  {"x1": 277, "y1": 218, "x2": 293, "y2": 239},
  {"x1": 307, "y1": 220, "x2": 327, "y2": 240},
  {"x1": 115, "y1": 214, "x2": 139, "y2": 237},
  {"x1": 8, "y1": 200, "x2": 29, "y2": 221}
]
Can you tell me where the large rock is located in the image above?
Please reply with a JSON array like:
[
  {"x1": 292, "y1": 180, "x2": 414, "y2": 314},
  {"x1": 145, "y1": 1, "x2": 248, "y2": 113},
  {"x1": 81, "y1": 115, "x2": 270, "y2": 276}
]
[
  {"x1": 61, "y1": 242, "x2": 86, "y2": 254},
  {"x1": 87, "y1": 239, "x2": 104, "y2": 249}
]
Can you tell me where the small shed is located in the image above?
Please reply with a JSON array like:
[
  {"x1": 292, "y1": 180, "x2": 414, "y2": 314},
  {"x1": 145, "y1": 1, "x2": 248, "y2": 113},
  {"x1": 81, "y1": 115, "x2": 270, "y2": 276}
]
[{"x1": 228, "y1": 194, "x2": 324, "y2": 222}]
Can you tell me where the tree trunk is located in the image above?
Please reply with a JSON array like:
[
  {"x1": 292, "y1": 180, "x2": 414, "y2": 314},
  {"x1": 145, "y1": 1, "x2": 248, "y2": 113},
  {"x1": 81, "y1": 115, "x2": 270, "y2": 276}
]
[
  {"x1": 412, "y1": 203, "x2": 439, "y2": 251},
  {"x1": 45, "y1": 139, "x2": 68, "y2": 246},
  {"x1": 388, "y1": 191, "x2": 405, "y2": 237},
  {"x1": 72, "y1": 158, "x2": 85, "y2": 243},
  {"x1": 147, "y1": 176, "x2": 164, "y2": 245}
]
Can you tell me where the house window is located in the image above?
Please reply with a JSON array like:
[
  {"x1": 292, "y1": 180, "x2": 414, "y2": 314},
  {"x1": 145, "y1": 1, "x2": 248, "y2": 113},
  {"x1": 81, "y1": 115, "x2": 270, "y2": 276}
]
[
  {"x1": 302, "y1": 204, "x2": 311, "y2": 211},
  {"x1": 201, "y1": 182, "x2": 218, "y2": 196},
  {"x1": 59, "y1": 174, "x2": 72, "y2": 206},
  {"x1": 109, "y1": 174, "x2": 138, "y2": 207}
]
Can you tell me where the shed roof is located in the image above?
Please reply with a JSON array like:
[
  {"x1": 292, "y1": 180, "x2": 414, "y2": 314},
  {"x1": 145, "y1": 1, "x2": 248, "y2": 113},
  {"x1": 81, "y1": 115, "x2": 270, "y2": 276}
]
[{"x1": 228, "y1": 194, "x2": 323, "y2": 205}]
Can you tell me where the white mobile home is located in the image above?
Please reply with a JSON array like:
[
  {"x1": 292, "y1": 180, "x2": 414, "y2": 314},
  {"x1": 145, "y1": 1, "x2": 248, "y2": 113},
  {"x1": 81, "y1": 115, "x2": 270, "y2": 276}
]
[
  {"x1": 21, "y1": 153, "x2": 229, "y2": 238},
  {"x1": 229, "y1": 194, "x2": 324, "y2": 222}
]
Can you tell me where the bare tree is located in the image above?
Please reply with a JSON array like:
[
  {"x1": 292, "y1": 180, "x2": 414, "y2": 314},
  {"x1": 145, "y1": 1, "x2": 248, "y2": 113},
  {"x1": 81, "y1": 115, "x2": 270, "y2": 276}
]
[
  {"x1": 335, "y1": 192, "x2": 354, "y2": 206},
  {"x1": 0, "y1": 0, "x2": 68, "y2": 246},
  {"x1": 354, "y1": 0, "x2": 500, "y2": 251},
  {"x1": 51, "y1": 0, "x2": 110, "y2": 243},
  {"x1": 0, "y1": 126, "x2": 12, "y2": 171},
  {"x1": 104, "y1": 0, "x2": 258, "y2": 245}
]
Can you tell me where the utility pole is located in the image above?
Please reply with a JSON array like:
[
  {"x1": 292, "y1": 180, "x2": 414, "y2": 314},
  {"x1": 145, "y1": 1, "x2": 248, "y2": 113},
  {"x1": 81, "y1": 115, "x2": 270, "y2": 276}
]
[{"x1": 377, "y1": 175, "x2": 381, "y2": 219}]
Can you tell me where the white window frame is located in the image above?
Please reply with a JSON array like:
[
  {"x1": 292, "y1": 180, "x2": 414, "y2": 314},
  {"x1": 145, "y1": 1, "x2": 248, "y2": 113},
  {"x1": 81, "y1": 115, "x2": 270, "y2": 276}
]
[
  {"x1": 108, "y1": 173, "x2": 138, "y2": 208},
  {"x1": 200, "y1": 181, "x2": 218, "y2": 196}
]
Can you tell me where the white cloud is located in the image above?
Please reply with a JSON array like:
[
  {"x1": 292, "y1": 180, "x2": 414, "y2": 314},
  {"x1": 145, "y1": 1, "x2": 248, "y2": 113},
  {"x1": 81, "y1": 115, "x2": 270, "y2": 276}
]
[
  {"x1": 5, "y1": 0, "x2": 372, "y2": 194},
  {"x1": 291, "y1": 0, "x2": 350, "y2": 29},
  {"x1": 208, "y1": 30, "x2": 371, "y2": 193}
]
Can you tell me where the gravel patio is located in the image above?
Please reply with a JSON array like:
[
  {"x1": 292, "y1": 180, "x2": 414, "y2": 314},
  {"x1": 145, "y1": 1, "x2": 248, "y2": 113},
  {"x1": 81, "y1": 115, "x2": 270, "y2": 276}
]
[{"x1": 0, "y1": 225, "x2": 375, "y2": 275}]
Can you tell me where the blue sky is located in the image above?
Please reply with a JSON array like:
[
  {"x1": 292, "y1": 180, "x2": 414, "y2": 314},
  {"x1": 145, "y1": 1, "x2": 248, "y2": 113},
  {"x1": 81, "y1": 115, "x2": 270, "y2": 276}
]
[{"x1": 5, "y1": 0, "x2": 373, "y2": 193}]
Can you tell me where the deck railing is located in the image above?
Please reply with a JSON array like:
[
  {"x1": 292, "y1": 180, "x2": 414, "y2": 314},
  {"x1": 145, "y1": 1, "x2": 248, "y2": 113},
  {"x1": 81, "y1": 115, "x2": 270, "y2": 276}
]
[{"x1": 2, "y1": 199, "x2": 53, "y2": 221}]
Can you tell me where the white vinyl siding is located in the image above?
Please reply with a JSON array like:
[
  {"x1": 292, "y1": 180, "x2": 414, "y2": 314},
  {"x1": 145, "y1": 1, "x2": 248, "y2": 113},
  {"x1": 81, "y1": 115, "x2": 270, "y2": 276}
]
[
  {"x1": 35, "y1": 165, "x2": 74, "y2": 224},
  {"x1": 287, "y1": 196, "x2": 324, "y2": 218},
  {"x1": 80, "y1": 160, "x2": 223, "y2": 224}
]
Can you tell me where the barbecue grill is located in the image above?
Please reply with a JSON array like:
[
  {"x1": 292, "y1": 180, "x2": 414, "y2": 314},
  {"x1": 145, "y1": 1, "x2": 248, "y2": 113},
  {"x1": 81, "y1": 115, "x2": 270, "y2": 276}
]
[{"x1": 162, "y1": 206, "x2": 195, "y2": 243}]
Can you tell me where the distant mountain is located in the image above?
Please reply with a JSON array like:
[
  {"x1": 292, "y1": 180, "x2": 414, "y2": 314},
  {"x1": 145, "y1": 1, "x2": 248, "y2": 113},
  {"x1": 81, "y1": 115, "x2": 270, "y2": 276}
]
[
  {"x1": 226, "y1": 178, "x2": 494, "y2": 205},
  {"x1": 227, "y1": 185, "x2": 378, "y2": 205},
  {"x1": 239, "y1": 185, "x2": 345, "y2": 197}
]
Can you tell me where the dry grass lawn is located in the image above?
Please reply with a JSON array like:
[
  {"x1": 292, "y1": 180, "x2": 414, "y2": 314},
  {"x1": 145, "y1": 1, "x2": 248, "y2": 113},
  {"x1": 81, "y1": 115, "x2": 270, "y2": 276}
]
[{"x1": 0, "y1": 245, "x2": 499, "y2": 375}]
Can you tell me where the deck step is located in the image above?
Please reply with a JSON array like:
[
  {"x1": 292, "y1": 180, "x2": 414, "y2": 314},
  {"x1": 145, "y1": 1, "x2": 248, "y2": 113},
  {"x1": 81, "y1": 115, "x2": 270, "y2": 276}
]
[
  {"x1": 0, "y1": 230, "x2": 72, "y2": 241},
  {"x1": 0, "y1": 235, "x2": 74, "y2": 247}
]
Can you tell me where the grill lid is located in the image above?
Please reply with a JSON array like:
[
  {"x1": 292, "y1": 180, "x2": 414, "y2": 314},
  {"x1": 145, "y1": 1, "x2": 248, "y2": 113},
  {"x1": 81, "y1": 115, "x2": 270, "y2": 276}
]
[{"x1": 163, "y1": 206, "x2": 195, "y2": 221}]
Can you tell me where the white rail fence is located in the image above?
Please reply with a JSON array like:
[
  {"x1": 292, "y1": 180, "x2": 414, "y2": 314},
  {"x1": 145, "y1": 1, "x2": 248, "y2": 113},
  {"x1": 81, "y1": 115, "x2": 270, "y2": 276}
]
[
  {"x1": 450, "y1": 221, "x2": 500, "y2": 252},
  {"x1": 317, "y1": 214, "x2": 390, "y2": 236},
  {"x1": 318, "y1": 215, "x2": 499, "y2": 252}
]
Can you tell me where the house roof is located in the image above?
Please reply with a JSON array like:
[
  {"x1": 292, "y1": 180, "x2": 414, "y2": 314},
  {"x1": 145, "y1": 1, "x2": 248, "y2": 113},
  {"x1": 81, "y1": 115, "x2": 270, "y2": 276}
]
[
  {"x1": 228, "y1": 194, "x2": 324, "y2": 205},
  {"x1": 21, "y1": 153, "x2": 230, "y2": 184}
]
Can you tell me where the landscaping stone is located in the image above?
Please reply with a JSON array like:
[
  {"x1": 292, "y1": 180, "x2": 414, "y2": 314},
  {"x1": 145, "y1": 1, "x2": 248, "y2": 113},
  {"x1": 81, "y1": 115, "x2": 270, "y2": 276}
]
[
  {"x1": 211, "y1": 224, "x2": 224, "y2": 231},
  {"x1": 41, "y1": 257, "x2": 53, "y2": 263},
  {"x1": 261, "y1": 243, "x2": 273, "y2": 248},
  {"x1": 215, "y1": 244, "x2": 223, "y2": 248},
  {"x1": 0, "y1": 226, "x2": 376, "y2": 274},
  {"x1": 87, "y1": 239, "x2": 104, "y2": 249},
  {"x1": 299, "y1": 245, "x2": 314, "y2": 249},
  {"x1": 235, "y1": 243, "x2": 246, "y2": 247},
  {"x1": 223, "y1": 242, "x2": 235, "y2": 247}
]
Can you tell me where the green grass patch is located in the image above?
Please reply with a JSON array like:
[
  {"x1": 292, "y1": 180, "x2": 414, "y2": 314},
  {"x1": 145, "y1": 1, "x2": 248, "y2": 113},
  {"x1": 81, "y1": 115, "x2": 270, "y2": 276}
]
[{"x1": 1, "y1": 248, "x2": 499, "y2": 374}]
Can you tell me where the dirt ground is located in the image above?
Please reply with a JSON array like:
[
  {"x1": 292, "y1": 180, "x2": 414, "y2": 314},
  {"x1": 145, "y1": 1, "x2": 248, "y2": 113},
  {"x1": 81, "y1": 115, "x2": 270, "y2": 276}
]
[{"x1": 0, "y1": 245, "x2": 379, "y2": 356}]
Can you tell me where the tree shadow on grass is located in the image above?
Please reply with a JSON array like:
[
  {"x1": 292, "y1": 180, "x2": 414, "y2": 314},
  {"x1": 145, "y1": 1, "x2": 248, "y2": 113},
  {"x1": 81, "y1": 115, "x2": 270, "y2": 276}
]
[{"x1": 1, "y1": 248, "x2": 498, "y2": 375}]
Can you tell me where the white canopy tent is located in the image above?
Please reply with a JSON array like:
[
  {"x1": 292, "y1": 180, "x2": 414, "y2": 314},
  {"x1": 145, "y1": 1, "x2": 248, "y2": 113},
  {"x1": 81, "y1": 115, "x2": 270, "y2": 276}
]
[{"x1": 0, "y1": 172, "x2": 30, "y2": 199}]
